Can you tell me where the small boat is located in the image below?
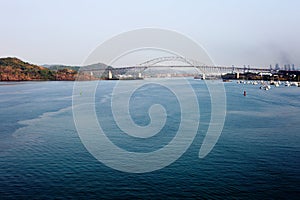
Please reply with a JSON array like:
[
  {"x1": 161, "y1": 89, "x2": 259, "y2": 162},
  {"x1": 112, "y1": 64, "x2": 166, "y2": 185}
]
[
  {"x1": 291, "y1": 82, "x2": 298, "y2": 87},
  {"x1": 194, "y1": 74, "x2": 207, "y2": 80},
  {"x1": 260, "y1": 85, "x2": 271, "y2": 90},
  {"x1": 285, "y1": 81, "x2": 291, "y2": 87}
]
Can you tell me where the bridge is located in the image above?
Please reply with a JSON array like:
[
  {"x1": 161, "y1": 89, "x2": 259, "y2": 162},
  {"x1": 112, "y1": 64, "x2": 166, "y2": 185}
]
[
  {"x1": 114, "y1": 56, "x2": 270, "y2": 77},
  {"x1": 80, "y1": 56, "x2": 271, "y2": 79}
]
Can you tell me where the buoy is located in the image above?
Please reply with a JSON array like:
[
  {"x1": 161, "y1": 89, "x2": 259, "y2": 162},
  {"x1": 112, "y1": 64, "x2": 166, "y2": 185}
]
[{"x1": 243, "y1": 91, "x2": 246, "y2": 96}]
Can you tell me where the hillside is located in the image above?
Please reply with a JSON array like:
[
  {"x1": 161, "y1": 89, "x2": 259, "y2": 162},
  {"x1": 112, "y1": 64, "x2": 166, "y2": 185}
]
[
  {"x1": 43, "y1": 64, "x2": 81, "y2": 72},
  {"x1": 0, "y1": 57, "x2": 77, "y2": 81},
  {"x1": 42, "y1": 63, "x2": 109, "y2": 72},
  {"x1": 42, "y1": 62, "x2": 112, "y2": 80}
]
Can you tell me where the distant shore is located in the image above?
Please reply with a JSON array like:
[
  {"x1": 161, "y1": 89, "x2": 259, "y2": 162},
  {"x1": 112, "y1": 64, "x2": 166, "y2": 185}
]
[
  {"x1": 1, "y1": 57, "x2": 300, "y2": 82},
  {"x1": 221, "y1": 71, "x2": 300, "y2": 82}
]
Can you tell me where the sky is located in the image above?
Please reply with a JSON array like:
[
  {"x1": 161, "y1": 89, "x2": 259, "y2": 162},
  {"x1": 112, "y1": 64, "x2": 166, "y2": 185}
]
[{"x1": 1, "y1": 0, "x2": 300, "y2": 67}]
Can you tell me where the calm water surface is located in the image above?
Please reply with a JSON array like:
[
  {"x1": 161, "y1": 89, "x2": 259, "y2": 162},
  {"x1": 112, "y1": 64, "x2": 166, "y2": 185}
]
[{"x1": 0, "y1": 80, "x2": 299, "y2": 199}]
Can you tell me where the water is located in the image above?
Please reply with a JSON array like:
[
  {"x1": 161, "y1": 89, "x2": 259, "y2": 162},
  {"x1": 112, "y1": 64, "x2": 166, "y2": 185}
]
[{"x1": 0, "y1": 80, "x2": 299, "y2": 199}]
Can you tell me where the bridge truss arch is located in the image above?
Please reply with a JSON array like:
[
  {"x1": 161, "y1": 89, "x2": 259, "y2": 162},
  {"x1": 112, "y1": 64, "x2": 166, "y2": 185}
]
[{"x1": 138, "y1": 56, "x2": 210, "y2": 75}]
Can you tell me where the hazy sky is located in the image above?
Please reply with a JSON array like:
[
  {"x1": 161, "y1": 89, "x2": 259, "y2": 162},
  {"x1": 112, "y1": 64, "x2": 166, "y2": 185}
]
[{"x1": 1, "y1": 0, "x2": 299, "y2": 67}]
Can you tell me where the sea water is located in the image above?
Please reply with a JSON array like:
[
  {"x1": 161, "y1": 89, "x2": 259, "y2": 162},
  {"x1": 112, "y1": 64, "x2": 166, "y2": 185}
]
[{"x1": 0, "y1": 80, "x2": 299, "y2": 199}]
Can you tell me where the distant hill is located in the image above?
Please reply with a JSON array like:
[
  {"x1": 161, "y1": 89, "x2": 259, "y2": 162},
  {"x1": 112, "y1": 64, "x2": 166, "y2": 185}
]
[
  {"x1": 43, "y1": 64, "x2": 81, "y2": 72},
  {"x1": 42, "y1": 62, "x2": 112, "y2": 80},
  {"x1": 81, "y1": 63, "x2": 110, "y2": 71},
  {"x1": 42, "y1": 63, "x2": 111, "y2": 72},
  {"x1": 0, "y1": 57, "x2": 77, "y2": 81}
]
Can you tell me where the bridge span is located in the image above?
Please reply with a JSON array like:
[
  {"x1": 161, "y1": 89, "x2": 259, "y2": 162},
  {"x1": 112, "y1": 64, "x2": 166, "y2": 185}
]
[{"x1": 80, "y1": 56, "x2": 271, "y2": 78}]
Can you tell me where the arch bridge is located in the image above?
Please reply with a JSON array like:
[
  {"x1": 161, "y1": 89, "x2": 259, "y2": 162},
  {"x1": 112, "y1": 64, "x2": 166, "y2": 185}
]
[
  {"x1": 118, "y1": 56, "x2": 271, "y2": 74},
  {"x1": 80, "y1": 56, "x2": 271, "y2": 79}
]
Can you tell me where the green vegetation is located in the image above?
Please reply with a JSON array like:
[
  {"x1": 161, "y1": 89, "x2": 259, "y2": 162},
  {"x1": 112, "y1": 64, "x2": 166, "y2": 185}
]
[
  {"x1": 46, "y1": 65, "x2": 80, "y2": 72},
  {"x1": 0, "y1": 57, "x2": 77, "y2": 81}
]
